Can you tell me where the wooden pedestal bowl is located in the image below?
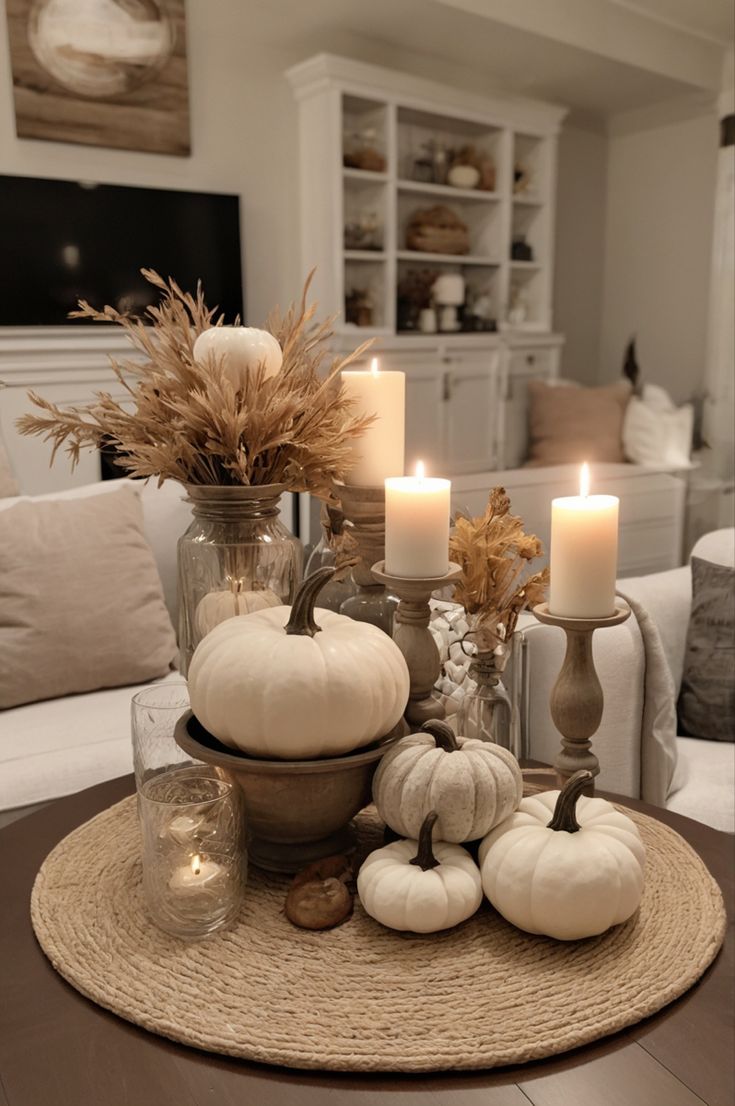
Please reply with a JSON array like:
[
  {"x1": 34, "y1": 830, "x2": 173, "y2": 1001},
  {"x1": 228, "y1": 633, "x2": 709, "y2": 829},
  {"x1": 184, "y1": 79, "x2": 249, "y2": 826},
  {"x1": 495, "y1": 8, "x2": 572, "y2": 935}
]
[{"x1": 174, "y1": 711, "x2": 402, "y2": 873}]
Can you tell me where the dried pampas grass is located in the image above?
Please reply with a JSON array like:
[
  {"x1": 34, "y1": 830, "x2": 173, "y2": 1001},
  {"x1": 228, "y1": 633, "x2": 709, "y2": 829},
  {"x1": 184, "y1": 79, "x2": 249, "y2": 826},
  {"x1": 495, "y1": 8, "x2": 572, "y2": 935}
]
[
  {"x1": 16, "y1": 270, "x2": 374, "y2": 497},
  {"x1": 449, "y1": 487, "x2": 549, "y2": 649}
]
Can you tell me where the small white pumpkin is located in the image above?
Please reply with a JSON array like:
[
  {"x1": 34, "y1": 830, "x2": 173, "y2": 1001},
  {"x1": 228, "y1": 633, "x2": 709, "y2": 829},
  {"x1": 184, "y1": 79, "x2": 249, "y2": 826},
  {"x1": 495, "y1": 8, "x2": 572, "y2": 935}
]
[
  {"x1": 479, "y1": 770, "x2": 646, "y2": 941},
  {"x1": 188, "y1": 567, "x2": 410, "y2": 759},
  {"x1": 372, "y1": 719, "x2": 522, "y2": 843},
  {"x1": 193, "y1": 326, "x2": 282, "y2": 389},
  {"x1": 358, "y1": 812, "x2": 482, "y2": 933},
  {"x1": 194, "y1": 579, "x2": 281, "y2": 638}
]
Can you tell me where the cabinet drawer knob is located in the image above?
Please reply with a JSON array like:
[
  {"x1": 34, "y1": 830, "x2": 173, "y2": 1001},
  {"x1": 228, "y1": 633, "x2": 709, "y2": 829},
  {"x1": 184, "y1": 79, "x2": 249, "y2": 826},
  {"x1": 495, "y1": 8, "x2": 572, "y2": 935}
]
[{"x1": 526, "y1": 354, "x2": 536, "y2": 366}]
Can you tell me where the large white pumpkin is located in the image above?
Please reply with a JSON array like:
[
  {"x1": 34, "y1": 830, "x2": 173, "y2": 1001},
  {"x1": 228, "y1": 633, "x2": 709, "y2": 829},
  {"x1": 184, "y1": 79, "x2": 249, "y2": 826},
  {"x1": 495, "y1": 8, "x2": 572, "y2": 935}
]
[
  {"x1": 188, "y1": 567, "x2": 410, "y2": 759},
  {"x1": 372, "y1": 719, "x2": 522, "y2": 843},
  {"x1": 358, "y1": 812, "x2": 482, "y2": 933},
  {"x1": 194, "y1": 581, "x2": 281, "y2": 639},
  {"x1": 193, "y1": 326, "x2": 282, "y2": 389},
  {"x1": 479, "y1": 770, "x2": 646, "y2": 940}
]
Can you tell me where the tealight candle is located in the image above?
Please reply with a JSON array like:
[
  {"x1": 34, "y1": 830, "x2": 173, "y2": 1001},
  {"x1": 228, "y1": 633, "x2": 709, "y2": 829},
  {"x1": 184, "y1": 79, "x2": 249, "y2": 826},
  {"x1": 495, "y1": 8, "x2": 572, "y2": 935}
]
[
  {"x1": 385, "y1": 462, "x2": 451, "y2": 578},
  {"x1": 169, "y1": 853, "x2": 226, "y2": 897},
  {"x1": 341, "y1": 358, "x2": 405, "y2": 486},
  {"x1": 164, "y1": 813, "x2": 203, "y2": 847},
  {"x1": 549, "y1": 463, "x2": 619, "y2": 618}
]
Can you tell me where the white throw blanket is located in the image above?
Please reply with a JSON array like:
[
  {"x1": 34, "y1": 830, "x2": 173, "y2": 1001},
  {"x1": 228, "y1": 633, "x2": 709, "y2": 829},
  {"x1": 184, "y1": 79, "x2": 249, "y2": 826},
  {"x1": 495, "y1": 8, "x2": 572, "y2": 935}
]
[{"x1": 617, "y1": 590, "x2": 679, "y2": 807}]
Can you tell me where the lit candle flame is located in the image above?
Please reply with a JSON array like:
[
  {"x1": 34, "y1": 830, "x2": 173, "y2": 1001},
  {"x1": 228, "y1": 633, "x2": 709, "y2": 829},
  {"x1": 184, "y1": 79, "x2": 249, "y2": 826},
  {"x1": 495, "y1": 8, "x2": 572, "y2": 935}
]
[
  {"x1": 580, "y1": 462, "x2": 590, "y2": 499},
  {"x1": 191, "y1": 854, "x2": 201, "y2": 876},
  {"x1": 370, "y1": 357, "x2": 379, "y2": 376},
  {"x1": 416, "y1": 460, "x2": 425, "y2": 482}
]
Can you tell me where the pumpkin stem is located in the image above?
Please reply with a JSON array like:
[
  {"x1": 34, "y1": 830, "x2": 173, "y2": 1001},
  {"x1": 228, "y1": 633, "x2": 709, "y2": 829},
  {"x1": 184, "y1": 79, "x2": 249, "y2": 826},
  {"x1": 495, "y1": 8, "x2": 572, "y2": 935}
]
[
  {"x1": 284, "y1": 567, "x2": 336, "y2": 637},
  {"x1": 421, "y1": 719, "x2": 459, "y2": 753},
  {"x1": 409, "y1": 811, "x2": 441, "y2": 871},
  {"x1": 546, "y1": 770, "x2": 593, "y2": 833}
]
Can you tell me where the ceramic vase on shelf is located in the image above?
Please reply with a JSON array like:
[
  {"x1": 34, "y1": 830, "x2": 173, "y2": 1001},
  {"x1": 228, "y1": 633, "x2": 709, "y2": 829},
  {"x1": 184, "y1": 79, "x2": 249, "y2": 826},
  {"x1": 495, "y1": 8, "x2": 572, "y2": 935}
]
[
  {"x1": 177, "y1": 484, "x2": 303, "y2": 675},
  {"x1": 456, "y1": 636, "x2": 517, "y2": 754}
]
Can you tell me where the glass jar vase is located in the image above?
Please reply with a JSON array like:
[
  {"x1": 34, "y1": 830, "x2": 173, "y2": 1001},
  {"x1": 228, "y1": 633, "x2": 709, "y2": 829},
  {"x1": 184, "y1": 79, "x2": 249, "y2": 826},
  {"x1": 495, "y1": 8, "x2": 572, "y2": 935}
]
[
  {"x1": 457, "y1": 639, "x2": 519, "y2": 754},
  {"x1": 177, "y1": 484, "x2": 303, "y2": 675}
]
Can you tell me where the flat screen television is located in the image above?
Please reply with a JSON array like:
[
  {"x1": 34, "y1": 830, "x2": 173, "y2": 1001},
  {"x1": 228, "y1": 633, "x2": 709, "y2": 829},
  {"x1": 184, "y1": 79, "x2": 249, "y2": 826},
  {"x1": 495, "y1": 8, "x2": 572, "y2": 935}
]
[{"x1": 0, "y1": 175, "x2": 243, "y2": 326}]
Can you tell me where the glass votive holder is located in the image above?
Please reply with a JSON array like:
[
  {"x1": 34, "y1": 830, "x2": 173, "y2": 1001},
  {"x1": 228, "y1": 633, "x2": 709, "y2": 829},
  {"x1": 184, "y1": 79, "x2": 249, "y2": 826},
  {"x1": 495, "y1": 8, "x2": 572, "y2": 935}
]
[
  {"x1": 131, "y1": 681, "x2": 193, "y2": 794},
  {"x1": 139, "y1": 767, "x2": 247, "y2": 939}
]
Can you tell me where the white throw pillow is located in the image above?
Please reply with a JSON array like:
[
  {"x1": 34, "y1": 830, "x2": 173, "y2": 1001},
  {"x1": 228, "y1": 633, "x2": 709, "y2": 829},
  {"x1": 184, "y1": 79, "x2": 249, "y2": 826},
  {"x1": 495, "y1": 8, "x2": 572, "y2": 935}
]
[{"x1": 623, "y1": 386, "x2": 694, "y2": 469}]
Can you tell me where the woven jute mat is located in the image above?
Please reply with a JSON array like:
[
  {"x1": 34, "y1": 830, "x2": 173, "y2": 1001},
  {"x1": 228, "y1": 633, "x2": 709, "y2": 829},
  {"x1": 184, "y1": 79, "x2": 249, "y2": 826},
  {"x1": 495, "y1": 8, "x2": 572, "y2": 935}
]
[{"x1": 31, "y1": 795, "x2": 726, "y2": 1073}]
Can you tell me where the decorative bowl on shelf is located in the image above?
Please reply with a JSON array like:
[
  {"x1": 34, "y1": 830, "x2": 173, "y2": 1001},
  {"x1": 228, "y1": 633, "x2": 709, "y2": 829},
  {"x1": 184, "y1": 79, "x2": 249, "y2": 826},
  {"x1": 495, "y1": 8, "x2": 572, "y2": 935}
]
[
  {"x1": 175, "y1": 711, "x2": 404, "y2": 873},
  {"x1": 447, "y1": 164, "x2": 480, "y2": 189}
]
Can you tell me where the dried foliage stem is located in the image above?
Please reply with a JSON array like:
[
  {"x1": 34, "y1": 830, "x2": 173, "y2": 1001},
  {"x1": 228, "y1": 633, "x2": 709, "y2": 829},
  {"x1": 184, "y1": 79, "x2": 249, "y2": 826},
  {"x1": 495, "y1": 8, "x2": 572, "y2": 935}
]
[
  {"x1": 449, "y1": 487, "x2": 549, "y2": 650},
  {"x1": 17, "y1": 269, "x2": 375, "y2": 497}
]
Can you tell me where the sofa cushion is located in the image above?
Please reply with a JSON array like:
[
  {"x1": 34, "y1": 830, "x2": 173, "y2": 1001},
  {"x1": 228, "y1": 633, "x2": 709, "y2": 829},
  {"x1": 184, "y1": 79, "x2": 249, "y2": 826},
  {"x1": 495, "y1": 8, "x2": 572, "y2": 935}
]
[
  {"x1": 0, "y1": 485, "x2": 177, "y2": 709},
  {"x1": 667, "y1": 736, "x2": 735, "y2": 833},
  {"x1": 525, "y1": 379, "x2": 630, "y2": 467},
  {"x1": 677, "y1": 556, "x2": 735, "y2": 742},
  {"x1": 0, "y1": 674, "x2": 182, "y2": 812}
]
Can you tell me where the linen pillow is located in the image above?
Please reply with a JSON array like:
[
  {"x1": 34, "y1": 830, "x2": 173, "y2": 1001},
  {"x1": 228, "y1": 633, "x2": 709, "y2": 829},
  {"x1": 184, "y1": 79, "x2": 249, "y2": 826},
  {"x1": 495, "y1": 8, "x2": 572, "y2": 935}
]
[
  {"x1": 623, "y1": 385, "x2": 694, "y2": 469},
  {"x1": 525, "y1": 379, "x2": 631, "y2": 466},
  {"x1": 0, "y1": 485, "x2": 177, "y2": 709},
  {"x1": 677, "y1": 557, "x2": 735, "y2": 742}
]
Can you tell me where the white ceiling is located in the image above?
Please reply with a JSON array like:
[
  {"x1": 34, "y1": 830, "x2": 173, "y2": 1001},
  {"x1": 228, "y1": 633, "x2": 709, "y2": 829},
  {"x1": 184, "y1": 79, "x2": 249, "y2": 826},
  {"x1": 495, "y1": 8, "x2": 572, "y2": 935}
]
[
  {"x1": 608, "y1": 0, "x2": 734, "y2": 45},
  {"x1": 273, "y1": 0, "x2": 728, "y2": 124}
]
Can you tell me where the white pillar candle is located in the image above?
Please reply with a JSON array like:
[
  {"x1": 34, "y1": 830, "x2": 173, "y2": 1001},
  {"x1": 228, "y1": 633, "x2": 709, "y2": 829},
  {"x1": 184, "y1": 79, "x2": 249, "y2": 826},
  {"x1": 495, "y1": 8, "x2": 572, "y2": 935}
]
[
  {"x1": 341, "y1": 359, "x2": 405, "y2": 486},
  {"x1": 549, "y1": 464, "x2": 619, "y2": 618},
  {"x1": 385, "y1": 462, "x2": 451, "y2": 578}
]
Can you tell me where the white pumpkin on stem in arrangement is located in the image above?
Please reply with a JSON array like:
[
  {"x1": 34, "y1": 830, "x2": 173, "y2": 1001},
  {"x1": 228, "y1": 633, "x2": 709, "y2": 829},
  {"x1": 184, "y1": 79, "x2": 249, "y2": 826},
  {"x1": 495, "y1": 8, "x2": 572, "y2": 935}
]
[
  {"x1": 187, "y1": 567, "x2": 410, "y2": 759},
  {"x1": 357, "y1": 811, "x2": 483, "y2": 933},
  {"x1": 193, "y1": 326, "x2": 283, "y2": 389},
  {"x1": 479, "y1": 770, "x2": 646, "y2": 940}
]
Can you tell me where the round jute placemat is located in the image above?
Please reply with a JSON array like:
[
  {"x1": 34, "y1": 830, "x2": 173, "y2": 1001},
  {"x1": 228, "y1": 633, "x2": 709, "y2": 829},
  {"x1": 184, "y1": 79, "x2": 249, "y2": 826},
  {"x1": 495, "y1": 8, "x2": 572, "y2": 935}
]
[{"x1": 31, "y1": 796, "x2": 726, "y2": 1073}]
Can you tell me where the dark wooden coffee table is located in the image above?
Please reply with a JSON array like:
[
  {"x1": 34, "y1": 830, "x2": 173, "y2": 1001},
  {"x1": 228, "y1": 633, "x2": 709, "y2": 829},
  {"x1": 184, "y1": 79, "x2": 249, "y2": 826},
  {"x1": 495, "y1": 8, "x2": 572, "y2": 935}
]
[{"x1": 1, "y1": 776, "x2": 732, "y2": 1106}]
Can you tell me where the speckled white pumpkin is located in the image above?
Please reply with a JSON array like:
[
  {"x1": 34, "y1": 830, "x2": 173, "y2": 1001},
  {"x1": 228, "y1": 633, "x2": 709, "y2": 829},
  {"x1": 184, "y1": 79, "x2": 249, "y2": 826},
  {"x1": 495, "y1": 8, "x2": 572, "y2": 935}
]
[
  {"x1": 358, "y1": 812, "x2": 482, "y2": 933},
  {"x1": 193, "y1": 326, "x2": 282, "y2": 389},
  {"x1": 372, "y1": 719, "x2": 522, "y2": 843},
  {"x1": 479, "y1": 771, "x2": 646, "y2": 941},
  {"x1": 188, "y1": 568, "x2": 410, "y2": 759}
]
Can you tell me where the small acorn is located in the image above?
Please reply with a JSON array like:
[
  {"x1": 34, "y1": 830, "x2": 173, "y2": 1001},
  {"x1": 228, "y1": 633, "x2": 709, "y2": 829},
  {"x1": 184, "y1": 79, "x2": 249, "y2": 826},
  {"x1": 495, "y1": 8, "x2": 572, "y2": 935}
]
[{"x1": 285, "y1": 854, "x2": 354, "y2": 930}]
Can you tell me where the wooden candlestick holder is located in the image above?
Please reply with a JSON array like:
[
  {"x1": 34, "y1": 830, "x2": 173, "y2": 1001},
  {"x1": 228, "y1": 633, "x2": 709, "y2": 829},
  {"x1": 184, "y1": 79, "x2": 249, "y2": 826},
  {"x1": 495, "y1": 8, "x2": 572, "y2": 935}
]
[
  {"x1": 533, "y1": 601, "x2": 631, "y2": 793},
  {"x1": 333, "y1": 482, "x2": 396, "y2": 633},
  {"x1": 372, "y1": 560, "x2": 462, "y2": 726}
]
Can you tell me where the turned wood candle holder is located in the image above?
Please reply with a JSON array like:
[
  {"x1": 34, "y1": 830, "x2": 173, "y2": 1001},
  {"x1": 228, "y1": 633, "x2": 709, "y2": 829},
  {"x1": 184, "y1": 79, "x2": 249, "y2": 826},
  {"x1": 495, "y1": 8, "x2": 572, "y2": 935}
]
[
  {"x1": 333, "y1": 481, "x2": 396, "y2": 633},
  {"x1": 533, "y1": 601, "x2": 631, "y2": 793},
  {"x1": 372, "y1": 560, "x2": 462, "y2": 726}
]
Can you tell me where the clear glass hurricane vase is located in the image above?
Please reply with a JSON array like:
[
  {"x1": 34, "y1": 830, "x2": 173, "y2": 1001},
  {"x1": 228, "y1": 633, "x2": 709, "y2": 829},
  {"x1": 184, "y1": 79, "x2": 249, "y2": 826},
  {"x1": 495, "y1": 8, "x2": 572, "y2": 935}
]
[
  {"x1": 457, "y1": 640, "x2": 517, "y2": 753},
  {"x1": 177, "y1": 484, "x2": 303, "y2": 675}
]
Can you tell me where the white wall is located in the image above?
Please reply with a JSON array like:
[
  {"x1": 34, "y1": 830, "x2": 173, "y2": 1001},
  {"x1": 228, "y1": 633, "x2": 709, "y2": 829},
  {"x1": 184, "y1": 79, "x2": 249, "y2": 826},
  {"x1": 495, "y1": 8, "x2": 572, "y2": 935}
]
[
  {"x1": 599, "y1": 112, "x2": 719, "y2": 400},
  {"x1": 553, "y1": 124, "x2": 608, "y2": 383}
]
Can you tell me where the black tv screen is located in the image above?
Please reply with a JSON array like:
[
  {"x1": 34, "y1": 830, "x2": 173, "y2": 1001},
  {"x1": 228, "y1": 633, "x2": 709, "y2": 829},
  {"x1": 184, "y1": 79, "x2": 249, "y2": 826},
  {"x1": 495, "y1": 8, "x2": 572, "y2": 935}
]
[{"x1": 0, "y1": 175, "x2": 243, "y2": 326}]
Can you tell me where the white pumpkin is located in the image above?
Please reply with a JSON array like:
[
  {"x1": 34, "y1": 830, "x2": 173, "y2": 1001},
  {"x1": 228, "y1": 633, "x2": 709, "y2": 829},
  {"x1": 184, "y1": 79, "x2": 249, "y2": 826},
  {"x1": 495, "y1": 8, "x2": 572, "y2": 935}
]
[
  {"x1": 194, "y1": 581, "x2": 281, "y2": 638},
  {"x1": 479, "y1": 770, "x2": 646, "y2": 941},
  {"x1": 193, "y1": 326, "x2": 282, "y2": 389},
  {"x1": 372, "y1": 719, "x2": 522, "y2": 843},
  {"x1": 188, "y1": 567, "x2": 410, "y2": 759},
  {"x1": 358, "y1": 812, "x2": 482, "y2": 933}
]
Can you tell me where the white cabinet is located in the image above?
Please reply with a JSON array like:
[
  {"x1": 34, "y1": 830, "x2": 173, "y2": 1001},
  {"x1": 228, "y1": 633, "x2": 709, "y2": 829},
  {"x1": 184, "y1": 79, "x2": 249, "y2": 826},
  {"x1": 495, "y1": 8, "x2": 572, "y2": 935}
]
[{"x1": 287, "y1": 55, "x2": 566, "y2": 481}]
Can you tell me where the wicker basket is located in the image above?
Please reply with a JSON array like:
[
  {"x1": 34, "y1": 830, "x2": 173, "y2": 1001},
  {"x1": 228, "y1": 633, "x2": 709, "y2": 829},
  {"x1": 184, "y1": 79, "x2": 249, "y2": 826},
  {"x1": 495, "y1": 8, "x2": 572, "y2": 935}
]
[{"x1": 406, "y1": 206, "x2": 470, "y2": 255}]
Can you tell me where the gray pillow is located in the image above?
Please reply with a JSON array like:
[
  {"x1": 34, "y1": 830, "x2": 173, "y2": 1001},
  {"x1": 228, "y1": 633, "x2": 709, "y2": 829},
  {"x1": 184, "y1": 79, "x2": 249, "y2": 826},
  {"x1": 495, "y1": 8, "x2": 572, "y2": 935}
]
[
  {"x1": 677, "y1": 556, "x2": 735, "y2": 742},
  {"x1": 0, "y1": 485, "x2": 177, "y2": 709}
]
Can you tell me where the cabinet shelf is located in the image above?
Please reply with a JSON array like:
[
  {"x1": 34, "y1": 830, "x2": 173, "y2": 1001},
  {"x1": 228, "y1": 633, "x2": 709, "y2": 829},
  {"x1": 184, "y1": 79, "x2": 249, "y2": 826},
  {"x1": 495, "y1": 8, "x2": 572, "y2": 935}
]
[
  {"x1": 397, "y1": 251, "x2": 500, "y2": 266},
  {"x1": 397, "y1": 180, "x2": 501, "y2": 203},
  {"x1": 343, "y1": 250, "x2": 386, "y2": 261},
  {"x1": 343, "y1": 167, "x2": 389, "y2": 183}
]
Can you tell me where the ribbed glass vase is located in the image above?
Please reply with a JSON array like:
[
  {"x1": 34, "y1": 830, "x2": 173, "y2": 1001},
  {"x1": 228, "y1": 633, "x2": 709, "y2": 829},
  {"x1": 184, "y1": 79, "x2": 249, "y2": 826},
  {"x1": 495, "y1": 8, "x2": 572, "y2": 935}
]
[
  {"x1": 177, "y1": 484, "x2": 302, "y2": 675},
  {"x1": 457, "y1": 639, "x2": 517, "y2": 753}
]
